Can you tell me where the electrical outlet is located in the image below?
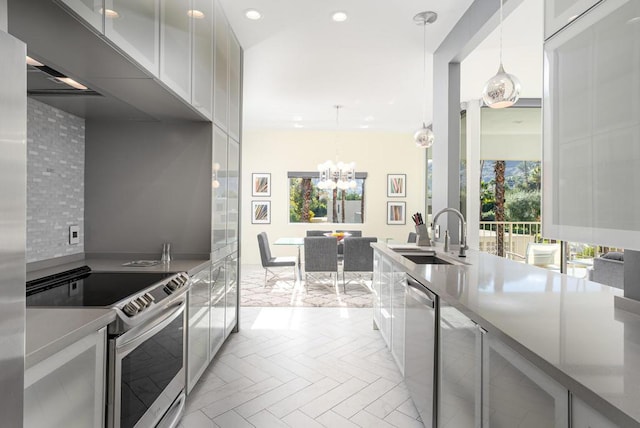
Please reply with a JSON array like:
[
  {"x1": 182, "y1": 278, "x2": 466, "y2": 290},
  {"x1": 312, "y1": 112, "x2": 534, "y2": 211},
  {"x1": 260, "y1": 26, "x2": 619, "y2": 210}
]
[
  {"x1": 69, "y1": 225, "x2": 80, "y2": 245},
  {"x1": 434, "y1": 224, "x2": 441, "y2": 239}
]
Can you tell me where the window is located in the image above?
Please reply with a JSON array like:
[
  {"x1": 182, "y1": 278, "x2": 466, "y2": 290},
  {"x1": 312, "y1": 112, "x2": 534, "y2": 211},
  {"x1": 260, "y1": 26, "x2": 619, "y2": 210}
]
[{"x1": 288, "y1": 172, "x2": 367, "y2": 223}]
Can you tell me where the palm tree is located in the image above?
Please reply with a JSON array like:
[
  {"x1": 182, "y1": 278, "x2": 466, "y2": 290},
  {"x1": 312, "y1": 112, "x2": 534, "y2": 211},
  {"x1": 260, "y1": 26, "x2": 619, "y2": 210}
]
[{"x1": 495, "y1": 161, "x2": 506, "y2": 256}]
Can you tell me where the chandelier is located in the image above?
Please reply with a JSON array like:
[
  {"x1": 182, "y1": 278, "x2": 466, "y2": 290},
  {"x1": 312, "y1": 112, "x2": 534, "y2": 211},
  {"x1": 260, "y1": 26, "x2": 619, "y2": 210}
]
[
  {"x1": 317, "y1": 160, "x2": 356, "y2": 190},
  {"x1": 317, "y1": 105, "x2": 356, "y2": 190}
]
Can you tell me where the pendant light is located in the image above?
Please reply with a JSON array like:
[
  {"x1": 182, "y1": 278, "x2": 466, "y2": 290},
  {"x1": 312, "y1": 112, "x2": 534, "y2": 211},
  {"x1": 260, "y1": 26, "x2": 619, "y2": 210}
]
[
  {"x1": 481, "y1": 0, "x2": 521, "y2": 108},
  {"x1": 413, "y1": 11, "x2": 437, "y2": 148}
]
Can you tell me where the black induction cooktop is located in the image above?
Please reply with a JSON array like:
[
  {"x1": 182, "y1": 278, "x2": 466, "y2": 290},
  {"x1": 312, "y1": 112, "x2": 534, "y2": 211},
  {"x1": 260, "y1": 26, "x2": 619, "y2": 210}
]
[{"x1": 26, "y1": 266, "x2": 172, "y2": 307}]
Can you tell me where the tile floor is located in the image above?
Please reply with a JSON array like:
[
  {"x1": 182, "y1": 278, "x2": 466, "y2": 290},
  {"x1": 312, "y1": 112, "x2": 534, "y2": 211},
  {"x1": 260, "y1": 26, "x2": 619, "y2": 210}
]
[
  {"x1": 241, "y1": 264, "x2": 373, "y2": 308},
  {"x1": 181, "y1": 307, "x2": 423, "y2": 428}
]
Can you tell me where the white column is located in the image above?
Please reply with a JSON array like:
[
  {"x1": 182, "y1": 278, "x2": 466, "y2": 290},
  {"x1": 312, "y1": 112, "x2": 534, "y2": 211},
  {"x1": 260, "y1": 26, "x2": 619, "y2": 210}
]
[{"x1": 465, "y1": 100, "x2": 482, "y2": 250}]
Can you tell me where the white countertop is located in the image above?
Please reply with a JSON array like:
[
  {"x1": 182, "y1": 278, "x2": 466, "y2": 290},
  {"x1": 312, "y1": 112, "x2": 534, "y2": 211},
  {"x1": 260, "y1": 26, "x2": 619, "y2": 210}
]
[
  {"x1": 25, "y1": 308, "x2": 116, "y2": 369},
  {"x1": 373, "y1": 243, "x2": 640, "y2": 427}
]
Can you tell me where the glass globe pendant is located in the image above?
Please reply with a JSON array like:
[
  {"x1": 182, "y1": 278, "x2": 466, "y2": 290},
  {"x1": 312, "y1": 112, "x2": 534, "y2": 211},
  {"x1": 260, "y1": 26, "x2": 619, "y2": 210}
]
[
  {"x1": 414, "y1": 123, "x2": 434, "y2": 148},
  {"x1": 482, "y1": 64, "x2": 521, "y2": 109},
  {"x1": 481, "y1": 0, "x2": 521, "y2": 109}
]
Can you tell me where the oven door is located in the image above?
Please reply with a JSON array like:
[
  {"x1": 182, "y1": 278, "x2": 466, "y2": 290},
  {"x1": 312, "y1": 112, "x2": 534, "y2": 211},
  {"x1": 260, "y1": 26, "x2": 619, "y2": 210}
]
[{"x1": 108, "y1": 300, "x2": 186, "y2": 428}]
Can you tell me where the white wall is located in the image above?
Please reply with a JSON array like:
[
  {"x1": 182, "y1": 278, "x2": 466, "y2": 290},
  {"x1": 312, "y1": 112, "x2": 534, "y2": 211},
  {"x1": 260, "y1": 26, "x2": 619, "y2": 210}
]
[{"x1": 241, "y1": 129, "x2": 424, "y2": 264}]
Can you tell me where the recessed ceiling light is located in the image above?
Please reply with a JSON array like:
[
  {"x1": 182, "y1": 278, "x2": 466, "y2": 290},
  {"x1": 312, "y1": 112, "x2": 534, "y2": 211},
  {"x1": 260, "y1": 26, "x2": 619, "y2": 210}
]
[
  {"x1": 293, "y1": 123, "x2": 304, "y2": 129},
  {"x1": 187, "y1": 9, "x2": 205, "y2": 19},
  {"x1": 293, "y1": 115, "x2": 303, "y2": 121},
  {"x1": 332, "y1": 11, "x2": 348, "y2": 22},
  {"x1": 99, "y1": 8, "x2": 119, "y2": 19},
  {"x1": 26, "y1": 56, "x2": 44, "y2": 67},
  {"x1": 245, "y1": 9, "x2": 262, "y2": 20},
  {"x1": 364, "y1": 115, "x2": 375, "y2": 122},
  {"x1": 360, "y1": 124, "x2": 369, "y2": 129}
]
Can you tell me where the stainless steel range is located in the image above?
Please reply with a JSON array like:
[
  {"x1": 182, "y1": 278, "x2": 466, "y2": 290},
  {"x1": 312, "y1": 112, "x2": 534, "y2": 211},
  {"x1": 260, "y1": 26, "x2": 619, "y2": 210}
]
[{"x1": 26, "y1": 266, "x2": 190, "y2": 428}]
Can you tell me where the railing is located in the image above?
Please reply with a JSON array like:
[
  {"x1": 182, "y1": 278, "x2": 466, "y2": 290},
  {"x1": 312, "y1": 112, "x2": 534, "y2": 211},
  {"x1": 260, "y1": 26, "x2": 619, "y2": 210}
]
[{"x1": 479, "y1": 221, "x2": 542, "y2": 257}]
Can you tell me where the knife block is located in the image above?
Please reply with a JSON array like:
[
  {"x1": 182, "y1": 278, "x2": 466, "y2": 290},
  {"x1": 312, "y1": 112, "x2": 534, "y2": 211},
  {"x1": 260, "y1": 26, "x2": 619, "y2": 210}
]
[{"x1": 415, "y1": 224, "x2": 431, "y2": 247}]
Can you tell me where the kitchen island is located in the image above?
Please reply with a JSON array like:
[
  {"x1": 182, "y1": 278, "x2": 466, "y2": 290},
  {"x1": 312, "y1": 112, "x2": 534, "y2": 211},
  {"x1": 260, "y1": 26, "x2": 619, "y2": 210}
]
[{"x1": 372, "y1": 242, "x2": 640, "y2": 427}]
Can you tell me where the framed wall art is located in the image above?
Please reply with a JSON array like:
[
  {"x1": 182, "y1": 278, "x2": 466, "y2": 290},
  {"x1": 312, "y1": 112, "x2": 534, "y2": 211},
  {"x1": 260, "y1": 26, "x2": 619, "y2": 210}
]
[
  {"x1": 251, "y1": 200, "x2": 271, "y2": 224},
  {"x1": 387, "y1": 174, "x2": 406, "y2": 197},
  {"x1": 252, "y1": 173, "x2": 271, "y2": 197},
  {"x1": 387, "y1": 201, "x2": 406, "y2": 225}
]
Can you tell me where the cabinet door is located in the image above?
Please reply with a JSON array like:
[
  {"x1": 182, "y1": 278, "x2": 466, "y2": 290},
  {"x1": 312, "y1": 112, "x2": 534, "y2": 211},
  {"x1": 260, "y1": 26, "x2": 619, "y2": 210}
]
[
  {"x1": 391, "y1": 269, "x2": 406, "y2": 375},
  {"x1": 571, "y1": 395, "x2": 618, "y2": 428},
  {"x1": 160, "y1": 0, "x2": 191, "y2": 101},
  {"x1": 210, "y1": 259, "x2": 226, "y2": 357},
  {"x1": 212, "y1": 127, "x2": 228, "y2": 249},
  {"x1": 105, "y1": 0, "x2": 160, "y2": 76},
  {"x1": 439, "y1": 302, "x2": 480, "y2": 428},
  {"x1": 24, "y1": 328, "x2": 106, "y2": 428},
  {"x1": 372, "y1": 251, "x2": 382, "y2": 329},
  {"x1": 227, "y1": 139, "x2": 239, "y2": 243},
  {"x1": 543, "y1": 0, "x2": 640, "y2": 249},
  {"x1": 213, "y1": 0, "x2": 229, "y2": 132},
  {"x1": 191, "y1": 0, "x2": 213, "y2": 118},
  {"x1": 379, "y1": 255, "x2": 393, "y2": 347},
  {"x1": 224, "y1": 252, "x2": 238, "y2": 337},
  {"x1": 483, "y1": 334, "x2": 569, "y2": 428},
  {"x1": 57, "y1": 0, "x2": 104, "y2": 33},
  {"x1": 228, "y1": 31, "x2": 241, "y2": 141},
  {"x1": 544, "y1": 0, "x2": 601, "y2": 39},
  {"x1": 187, "y1": 263, "x2": 210, "y2": 393}
]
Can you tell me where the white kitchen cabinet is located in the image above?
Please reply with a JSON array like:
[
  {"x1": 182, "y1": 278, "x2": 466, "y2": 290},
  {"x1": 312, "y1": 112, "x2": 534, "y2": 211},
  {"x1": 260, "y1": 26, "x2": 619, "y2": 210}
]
[
  {"x1": 224, "y1": 252, "x2": 238, "y2": 337},
  {"x1": 191, "y1": 0, "x2": 213, "y2": 118},
  {"x1": 391, "y1": 269, "x2": 406, "y2": 375},
  {"x1": 379, "y1": 254, "x2": 393, "y2": 347},
  {"x1": 104, "y1": 0, "x2": 160, "y2": 76},
  {"x1": 160, "y1": 0, "x2": 192, "y2": 101},
  {"x1": 228, "y1": 31, "x2": 241, "y2": 141},
  {"x1": 483, "y1": 333, "x2": 569, "y2": 428},
  {"x1": 372, "y1": 251, "x2": 382, "y2": 330},
  {"x1": 572, "y1": 395, "x2": 618, "y2": 428},
  {"x1": 438, "y1": 302, "x2": 480, "y2": 428},
  {"x1": 24, "y1": 328, "x2": 106, "y2": 428},
  {"x1": 210, "y1": 258, "x2": 226, "y2": 357},
  {"x1": 212, "y1": 127, "x2": 228, "y2": 249},
  {"x1": 213, "y1": 0, "x2": 229, "y2": 132},
  {"x1": 544, "y1": 0, "x2": 602, "y2": 39},
  {"x1": 543, "y1": 0, "x2": 640, "y2": 250},
  {"x1": 187, "y1": 262, "x2": 210, "y2": 393},
  {"x1": 57, "y1": 0, "x2": 104, "y2": 33}
]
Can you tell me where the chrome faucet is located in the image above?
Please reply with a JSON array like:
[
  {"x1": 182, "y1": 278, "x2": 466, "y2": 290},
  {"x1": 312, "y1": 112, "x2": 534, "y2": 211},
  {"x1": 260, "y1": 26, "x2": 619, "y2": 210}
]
[{"x1": 432, "y1": 208, "x2": 468, "y2": 257}]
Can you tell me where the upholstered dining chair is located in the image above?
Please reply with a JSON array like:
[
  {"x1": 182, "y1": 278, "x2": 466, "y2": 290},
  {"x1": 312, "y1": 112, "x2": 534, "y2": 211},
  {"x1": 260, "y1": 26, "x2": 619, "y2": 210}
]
[
  {"x1": 257, "y1": 232, "x2": 296, "y2": 286},
  {"x1": 336, "y1": 230, "x2": 362, "y2": 257},
  {"x1": 303, "y1": 236, "x2": 338, "y2": 290},
  {"x1": 342, "y1": 237, "x2": 377, "y2": 293}
]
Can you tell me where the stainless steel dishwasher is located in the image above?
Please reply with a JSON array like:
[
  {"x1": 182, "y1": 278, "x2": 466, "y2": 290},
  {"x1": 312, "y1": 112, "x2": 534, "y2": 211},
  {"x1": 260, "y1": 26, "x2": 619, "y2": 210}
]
[{"x1": 405, "y1": 275, "x2": 438, "y2": 428}]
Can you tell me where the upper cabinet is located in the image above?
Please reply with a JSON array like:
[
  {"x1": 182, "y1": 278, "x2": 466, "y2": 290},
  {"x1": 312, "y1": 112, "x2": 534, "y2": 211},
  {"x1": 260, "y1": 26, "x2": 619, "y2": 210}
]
[
  {"x1": 104, "y1": 0, "x2": 160, "y2": 76},
  {"x1": 213, "y1": 0, "x2": 229, "y2": 132},
  {"x1": 160, "y1": 0, "x2": 192, "y2": 101},
  {"x1": 57, "y1": 0, "x2": 104, "y2": 33},
  {"x1": 228, "y1": 32, "x2": 241, "y2": 141},
  {"x1": 544, "y1": 0, "x2": 602, "y2": 39},
  {"x1": 191, "y1": 0, "x2": 214, "y2": 119},
  {"x1": 542, "y1": 0, "x2": 640, "y2": 250}
]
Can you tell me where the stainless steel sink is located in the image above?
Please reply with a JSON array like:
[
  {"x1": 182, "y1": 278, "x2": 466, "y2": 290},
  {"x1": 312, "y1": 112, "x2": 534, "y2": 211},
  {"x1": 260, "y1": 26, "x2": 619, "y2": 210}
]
[{"x1": 402, "y1": 254, "x2": 452, "y2": 265}]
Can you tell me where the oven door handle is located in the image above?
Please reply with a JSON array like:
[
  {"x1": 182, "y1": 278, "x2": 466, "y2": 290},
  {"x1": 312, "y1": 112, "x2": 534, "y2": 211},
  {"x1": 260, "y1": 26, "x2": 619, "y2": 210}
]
[{"x1": 115, "y1": 301, "x2": 185, "y2": 356}]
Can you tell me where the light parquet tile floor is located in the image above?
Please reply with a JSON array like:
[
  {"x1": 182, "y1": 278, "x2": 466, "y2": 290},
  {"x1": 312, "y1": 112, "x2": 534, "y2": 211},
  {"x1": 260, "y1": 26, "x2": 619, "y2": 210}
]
[
  {"x1": 181, "y1": 307, "x2": 423, "y2": 428},
  {"x1": 241, "y1": 264, "x2": 373, "y2": 308}
]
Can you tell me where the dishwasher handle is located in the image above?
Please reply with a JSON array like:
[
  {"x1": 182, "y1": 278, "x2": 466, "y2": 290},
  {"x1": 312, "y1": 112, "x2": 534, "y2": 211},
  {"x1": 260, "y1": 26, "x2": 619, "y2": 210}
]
[{"x1": 406, "y1": 276, "x2": 436, "y2": 308}]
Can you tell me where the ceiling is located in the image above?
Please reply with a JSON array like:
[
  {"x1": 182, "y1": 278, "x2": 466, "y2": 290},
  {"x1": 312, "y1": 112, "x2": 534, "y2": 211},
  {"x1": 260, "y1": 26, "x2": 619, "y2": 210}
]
[{"x1": 219, "y1": 0, "x2": 543, "y2": 133}]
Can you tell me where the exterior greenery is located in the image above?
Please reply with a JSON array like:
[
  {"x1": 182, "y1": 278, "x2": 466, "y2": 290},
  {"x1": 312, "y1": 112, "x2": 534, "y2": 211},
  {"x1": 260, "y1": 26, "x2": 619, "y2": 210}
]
[
  {"x1": 289, "y1": 177, "x2": 364, "y2": 223},
  {"x1": 480, "y1": 161, "x2": 541, "y2": 222}
]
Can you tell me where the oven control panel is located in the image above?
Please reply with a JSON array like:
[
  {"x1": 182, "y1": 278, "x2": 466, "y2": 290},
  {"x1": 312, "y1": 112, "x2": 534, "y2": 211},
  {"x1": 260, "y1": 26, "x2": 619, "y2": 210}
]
[{"x1": 120, "y1": 272, "x2": 190, "y2": 318}]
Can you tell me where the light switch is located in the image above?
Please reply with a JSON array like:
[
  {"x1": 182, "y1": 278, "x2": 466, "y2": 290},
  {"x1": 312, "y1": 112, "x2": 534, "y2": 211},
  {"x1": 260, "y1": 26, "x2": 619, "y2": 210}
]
[{"x1": 69, "y1": 225, "x2": 80, "y2": 245}]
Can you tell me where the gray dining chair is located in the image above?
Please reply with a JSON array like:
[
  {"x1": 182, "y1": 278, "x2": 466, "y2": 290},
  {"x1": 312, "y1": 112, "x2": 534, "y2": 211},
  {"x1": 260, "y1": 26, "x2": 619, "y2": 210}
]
[
  {"x1": 303, "y1": 236, "x2": 338, "y2": 290},
  {"x1": 336, "y1": 230, "x2": 362, "y2": 257},
  {"x1": 257, "y1": 232, "x2": 296, "y2": 286},
  {"x1": 342, "y1": 237, "x2": 377, "y2": 293},
  {"x1": 306, "y1": 230, "x2": 332, "y2": 236}
]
